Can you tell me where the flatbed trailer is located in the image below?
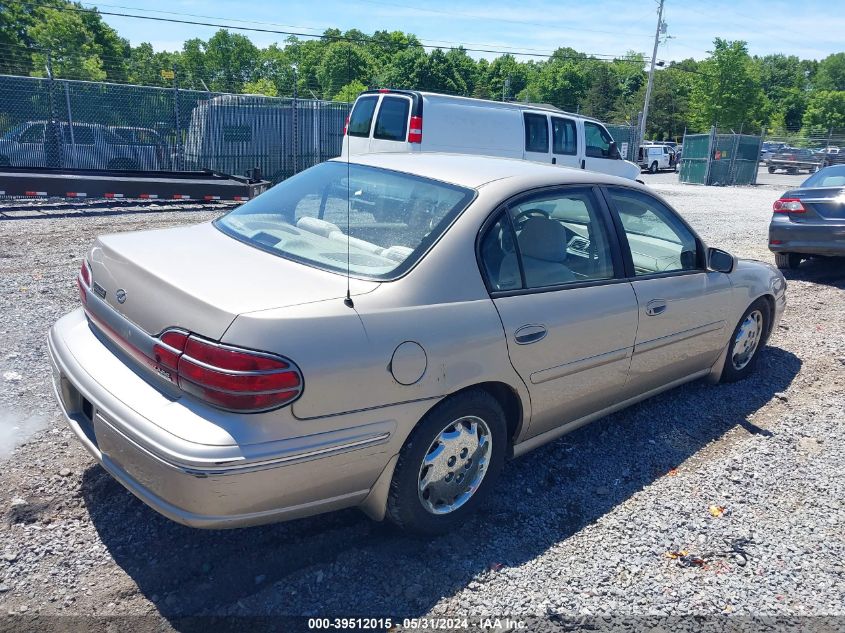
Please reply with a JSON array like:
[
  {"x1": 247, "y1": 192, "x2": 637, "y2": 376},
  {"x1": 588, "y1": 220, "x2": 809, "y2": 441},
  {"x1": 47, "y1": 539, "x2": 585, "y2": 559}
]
[{"x1": 0, "y1": 166, "x2": 270, "y2": 201}]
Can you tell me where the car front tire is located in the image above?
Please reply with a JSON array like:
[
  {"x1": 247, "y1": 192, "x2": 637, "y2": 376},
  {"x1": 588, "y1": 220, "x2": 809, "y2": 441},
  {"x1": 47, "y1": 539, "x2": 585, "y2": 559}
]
[
  {"x1": 774, "y1": 252, "x2": 802, "y2": 270},
  {"x1": 386, "y1": 390, "x2": 507, "y2": 535},
  {"x1": 720, "y1": 298, "x2": 770, "y2": 383}
]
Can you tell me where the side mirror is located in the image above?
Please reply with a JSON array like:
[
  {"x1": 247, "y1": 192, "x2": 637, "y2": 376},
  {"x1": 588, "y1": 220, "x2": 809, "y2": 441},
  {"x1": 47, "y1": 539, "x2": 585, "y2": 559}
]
[
  {"x1": 609, "y1": 141, "x2": 620, "y2": 159},
  {"x1": 707, "y1": 247, "x2": 735, "y2": 273}
]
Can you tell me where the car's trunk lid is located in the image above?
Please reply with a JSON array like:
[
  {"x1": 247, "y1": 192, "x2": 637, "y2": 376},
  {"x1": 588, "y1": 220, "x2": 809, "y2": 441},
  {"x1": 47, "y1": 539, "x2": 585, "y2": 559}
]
[
  {"x1": 788, "y1": 187, "x2": 845, "y2": 222},
  {"x1": 88, "y1": 222, "x2": 378, "y2": 339}
]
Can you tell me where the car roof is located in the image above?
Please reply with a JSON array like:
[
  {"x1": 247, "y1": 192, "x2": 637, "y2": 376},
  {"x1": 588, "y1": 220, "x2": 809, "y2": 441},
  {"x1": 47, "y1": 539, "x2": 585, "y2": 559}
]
[{"x1": 330, "y1": 153, "x2": 645, "y2": 190}]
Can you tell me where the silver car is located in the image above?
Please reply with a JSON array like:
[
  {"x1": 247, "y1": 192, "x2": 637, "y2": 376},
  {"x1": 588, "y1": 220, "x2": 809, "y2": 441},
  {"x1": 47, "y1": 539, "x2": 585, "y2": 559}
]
[{"x1": 48, "y1": 154, "x2": 787, "y2": 534}]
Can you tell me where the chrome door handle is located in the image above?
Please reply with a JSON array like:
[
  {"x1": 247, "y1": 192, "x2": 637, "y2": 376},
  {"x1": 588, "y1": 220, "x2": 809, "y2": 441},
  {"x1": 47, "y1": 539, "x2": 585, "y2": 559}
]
[
  {"x1": 514, "y1": 324, "x2": 547, "y2": 345},
  {"x1": 646, "y1": 299, "x2": 667, "y2": 316}
]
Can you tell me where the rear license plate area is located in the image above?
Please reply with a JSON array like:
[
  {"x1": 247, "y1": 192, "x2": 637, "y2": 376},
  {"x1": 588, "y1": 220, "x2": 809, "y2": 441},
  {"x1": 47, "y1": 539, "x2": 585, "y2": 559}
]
[{"x1": 60, "y1": 377, "x2": 99, "y2": 449}]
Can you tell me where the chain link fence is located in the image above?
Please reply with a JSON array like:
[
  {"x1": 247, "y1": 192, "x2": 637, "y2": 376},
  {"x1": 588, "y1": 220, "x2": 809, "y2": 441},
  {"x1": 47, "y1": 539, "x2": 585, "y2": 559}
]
[
  {"x1": 0, "y1": 74, "x2": 350, "y2": 183},
  {"x1": 679, "y1": 127, "x2": 763, "y2": 186}
]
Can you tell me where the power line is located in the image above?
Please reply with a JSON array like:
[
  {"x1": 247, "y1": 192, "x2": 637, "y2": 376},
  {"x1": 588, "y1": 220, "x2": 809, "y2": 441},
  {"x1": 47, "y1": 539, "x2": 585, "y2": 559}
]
[{"x1": 24, "y1": 1, "x2": 645, "y2": 61}]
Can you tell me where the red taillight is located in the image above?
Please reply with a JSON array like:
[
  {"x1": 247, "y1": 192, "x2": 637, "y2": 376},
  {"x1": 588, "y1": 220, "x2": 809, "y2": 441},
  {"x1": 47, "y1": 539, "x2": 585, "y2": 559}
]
[
  {"x1": 408, "y1": 115, "x2": 423, "y2": 143},
  {"x1": 175, "y1": 335, "x2": 302, "y2": 412},
  {"x1": 78, "y1": 260, "x2": 91, "y2": 304},
  {"x1": 773, "y1": 198, "x2": 806, "y2": 213},
  {"x1": 152, "y1": 329, "x2": 189, "y2": 373},
  {"x1": 80, "y1": 260, "x2": 91, "y2": 286},
  {"x1": 344, "y1": 115, "x2": 350, "y2": 135}
]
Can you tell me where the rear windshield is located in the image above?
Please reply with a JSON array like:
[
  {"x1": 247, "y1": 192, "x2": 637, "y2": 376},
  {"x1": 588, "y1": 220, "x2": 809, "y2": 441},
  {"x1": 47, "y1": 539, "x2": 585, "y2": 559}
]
[
  {"x1": 347, "y1": 96, "x2": 378, "y2": 137},
  {"x1": 373, "y1": 96, "x2": 410, "y2": 141},
  {"x1": 802, "y1": 165, "x2": 845, "y2": 188},
  {"x1": 215, "y1": 162, "x2": 475, "y2": 280}
]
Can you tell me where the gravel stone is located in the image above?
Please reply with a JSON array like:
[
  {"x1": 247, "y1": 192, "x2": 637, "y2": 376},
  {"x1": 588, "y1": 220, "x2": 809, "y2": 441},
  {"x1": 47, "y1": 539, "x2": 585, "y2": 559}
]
[{"x1": 0, "y1": 181, "x2": 843, "y2": 622}]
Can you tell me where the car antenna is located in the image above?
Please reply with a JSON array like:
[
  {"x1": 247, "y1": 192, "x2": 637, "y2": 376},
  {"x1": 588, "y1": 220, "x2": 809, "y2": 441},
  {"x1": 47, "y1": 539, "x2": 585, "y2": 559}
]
[{"x1": 343, "y1": 52, "x2": 354, "y2": 309}]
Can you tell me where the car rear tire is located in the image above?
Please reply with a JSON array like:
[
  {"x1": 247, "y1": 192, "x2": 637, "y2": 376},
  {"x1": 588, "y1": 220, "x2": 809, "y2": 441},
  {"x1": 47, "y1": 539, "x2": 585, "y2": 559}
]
[
  {"x1": 774, "y1": 252, "x2": 802, "y2": 270},
  {"x1": 649, "y1": 161, "x2": 659, "y2": 174},
  {"x1": 386, "y1": 389, "x2": 507, "y2": 535},
  {"x1": 720, "y1": 298, "x2": 770, "y2": 383},
  {"x1": 767, "y1": 165, "x2": 776, "y2": 173}
]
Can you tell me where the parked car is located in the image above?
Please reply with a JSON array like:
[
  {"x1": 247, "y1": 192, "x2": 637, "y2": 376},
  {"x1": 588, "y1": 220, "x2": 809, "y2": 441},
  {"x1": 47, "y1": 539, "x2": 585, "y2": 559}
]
[
  {"x1": 638, "y1": 144, "x2": 674, "y2": 173},
  {"x1": 766, "y1": 147, "x2": 823, "y2": 174},
  {"x1": 820, "y1": 146, "x2": 845, "y2": 167},
  {"x1": 342, "y1": 89, "x2": 640, "y2": 180},
  {"x1": 49, "y1": 153, "x2": 786, "y2": 534},
  {"x1": 760, "y1": 142, "x2": 787, "y2": 163},
  {"x1": 108, "y1": 126, "x2": 169, "y2": 169},
  {"x1": 0, "y1": 120, "x2": 163, "y2": 170},
  {"x1": 769, "y1": 164, "x2": 845, "y2": 269}
]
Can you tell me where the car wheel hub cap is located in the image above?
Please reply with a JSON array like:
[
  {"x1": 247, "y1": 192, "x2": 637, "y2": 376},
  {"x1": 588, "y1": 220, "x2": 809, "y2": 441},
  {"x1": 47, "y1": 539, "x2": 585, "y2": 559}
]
[
  {"x1": 418, "y1": 416, "x2": 491, "y2": 515},
  {"x1": 731, "y1": 310, "x2": 763, "y2": 371}
]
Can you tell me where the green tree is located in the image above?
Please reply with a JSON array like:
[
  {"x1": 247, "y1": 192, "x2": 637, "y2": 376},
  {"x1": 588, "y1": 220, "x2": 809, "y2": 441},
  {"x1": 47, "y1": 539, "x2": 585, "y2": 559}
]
[
  {"x1": 814, "y1": 53, "x2": 845, "y2": 91},
  {"x1": 316, "y1": 41, "x2": 374, "y2": 99},
  {"x1": 203, "y1": 30, "x2": 259, "y2": 93},
  {"x1": 334, "y1": 79, "x2": 367, "y2": 103},
  {"x1": 486, "y1": 54, "x2": 530, "y2": 101},
  {"x1": 28, "y1": 7, "x2": 108, "y2": 80},
  {"x1": 519, "y1": 50, "x2": 588, "y2": 111},
  {"x1": 801, "y1": 90, "x2": 845, "y2": 132},
  {"x1": 243, "y1": 77, "x2": 279, "y2": 96},
  {"x1": 689, "y1": 38, "x2": 765, "y2": 132}
]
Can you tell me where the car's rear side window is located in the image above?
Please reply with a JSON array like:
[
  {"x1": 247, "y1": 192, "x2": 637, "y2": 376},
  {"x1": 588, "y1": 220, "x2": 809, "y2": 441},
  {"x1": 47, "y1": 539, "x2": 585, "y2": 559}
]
[
  {"x1": 524, "y1": 113, "x2": 549, "y2": 153},
  {"x1": 348, "y1": 96, "x2": 378, "y2": 137},
  {"x1": 373, "y1": 96, "x2": 410, "y2": 141}
]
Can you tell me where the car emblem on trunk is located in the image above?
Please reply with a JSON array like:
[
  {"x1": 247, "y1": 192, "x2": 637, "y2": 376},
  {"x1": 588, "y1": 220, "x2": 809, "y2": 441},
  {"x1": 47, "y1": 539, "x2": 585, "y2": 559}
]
[{"x1": 116, "y1": 289, "x2": 127, "y2": 304}]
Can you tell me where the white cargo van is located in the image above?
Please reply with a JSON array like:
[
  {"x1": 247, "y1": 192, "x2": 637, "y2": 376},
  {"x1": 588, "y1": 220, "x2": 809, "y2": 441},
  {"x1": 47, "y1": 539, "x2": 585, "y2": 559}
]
[
  {"x1": 638, "y1": 144, "x2": 673, "y2": 173},
  {"x1": 341, "y1": 90, "x2": 640, "y2": 180}
]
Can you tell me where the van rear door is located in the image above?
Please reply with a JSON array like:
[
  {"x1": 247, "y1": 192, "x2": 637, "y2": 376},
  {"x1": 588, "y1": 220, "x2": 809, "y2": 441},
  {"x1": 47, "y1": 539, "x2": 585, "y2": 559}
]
[
  {"x1": 523, "y1": 113, "x2": 551, "y2": 164},
  {"x1": 369, "y1": 94, "x2": 413, "y2": 153},
  {"x1": 344, "y1": 95, "x2": 379, "y2": 155}
]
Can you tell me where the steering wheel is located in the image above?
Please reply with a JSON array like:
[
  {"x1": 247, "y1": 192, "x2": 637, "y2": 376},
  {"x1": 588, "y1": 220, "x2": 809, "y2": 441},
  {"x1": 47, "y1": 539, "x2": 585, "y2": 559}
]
[{"x1": 513, "y1": 208, "x2": 549, "y2": 231}]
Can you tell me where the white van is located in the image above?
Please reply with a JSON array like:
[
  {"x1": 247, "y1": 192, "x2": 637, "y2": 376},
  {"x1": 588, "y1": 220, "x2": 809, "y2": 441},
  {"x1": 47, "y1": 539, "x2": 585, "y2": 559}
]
[
  {"x1": 638, "y1": 144, "x2": 673, "y2": 173},
  {"x1": 342, "y1": 90, "x2": 640, "y2": 180}
]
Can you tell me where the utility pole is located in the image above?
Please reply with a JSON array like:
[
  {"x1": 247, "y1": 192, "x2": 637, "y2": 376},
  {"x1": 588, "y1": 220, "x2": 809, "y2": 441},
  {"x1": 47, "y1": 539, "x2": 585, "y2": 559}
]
[{"x1": 639, "y1": 0, "x2": 665, "y2": 146}]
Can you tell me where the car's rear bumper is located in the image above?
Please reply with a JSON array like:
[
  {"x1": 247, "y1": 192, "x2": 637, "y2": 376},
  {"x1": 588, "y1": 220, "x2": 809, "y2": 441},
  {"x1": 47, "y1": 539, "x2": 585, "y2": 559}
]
[
  {"x1": 47, "y1": 309, "x2": 427, "y2": 528},
  {"x1": 769, "y1": 219, "x2": 845, "y2": 257}
]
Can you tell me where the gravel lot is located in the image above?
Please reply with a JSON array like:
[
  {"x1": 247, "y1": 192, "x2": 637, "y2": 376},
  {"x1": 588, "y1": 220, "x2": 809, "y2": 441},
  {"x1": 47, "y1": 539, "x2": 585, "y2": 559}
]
[{"x1": 0, "y1": 174, "x2": 843, "y2": 631}]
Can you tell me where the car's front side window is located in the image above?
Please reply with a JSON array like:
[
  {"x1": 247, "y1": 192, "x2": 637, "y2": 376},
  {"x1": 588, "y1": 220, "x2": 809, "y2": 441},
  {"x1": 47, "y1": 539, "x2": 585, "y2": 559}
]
[{"x1": 607, "y1": 188, "x2": 700, "y2": 276}]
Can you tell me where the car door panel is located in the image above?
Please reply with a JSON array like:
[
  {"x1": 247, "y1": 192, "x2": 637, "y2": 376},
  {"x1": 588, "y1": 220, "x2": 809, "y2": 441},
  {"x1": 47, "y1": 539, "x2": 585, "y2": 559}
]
[
  {"x1": 494, "y1": 283, "x2": 639, "y2": 438},
  {"x1": 625, "y1": 272, "x2": 731, "y2": 395},
  {"x1": 479, "y1": 186, "x2": 638, "y2": 439},
  {"x1": 604, "y1": 186, "x2": 735, "y2": 395}
]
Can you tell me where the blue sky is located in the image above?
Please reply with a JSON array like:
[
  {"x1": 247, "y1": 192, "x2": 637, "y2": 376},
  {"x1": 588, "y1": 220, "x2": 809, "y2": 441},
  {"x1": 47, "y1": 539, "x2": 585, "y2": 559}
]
[{"x1": 88, "y1": 0, "x2": 843, "y2": 61}]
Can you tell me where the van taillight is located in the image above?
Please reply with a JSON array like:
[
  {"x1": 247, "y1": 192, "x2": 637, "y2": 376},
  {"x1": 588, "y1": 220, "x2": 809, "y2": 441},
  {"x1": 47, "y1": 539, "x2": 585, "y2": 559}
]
[
  {"x1": 152, "y1": 331, "x2": 303, "y2": 412},
  {"x1": 408, "y1": 116, "x2": 423, "y2": 143},
  {"x1": 344, "y1": 115, "x2": 350, "y2": 135}
]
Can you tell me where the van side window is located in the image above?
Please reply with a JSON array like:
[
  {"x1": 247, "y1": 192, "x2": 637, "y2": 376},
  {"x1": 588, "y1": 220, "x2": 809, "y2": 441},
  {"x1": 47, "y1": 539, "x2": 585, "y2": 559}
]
[
  {"x1": 584, "y1": 122, "x2": 614, "y2": 159},
  {"x1": 373, "y1": 96, "x2": 410, "y2": 141},
  {"x1": 552, "y1": 117, "x2": 577, "y2": 155},
  {"x1": 524, "y1": 113, "x2": 549, "y2": 153},
  {"x1": 347, "y1": 96, "x2": 378, "y2": 137}
]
